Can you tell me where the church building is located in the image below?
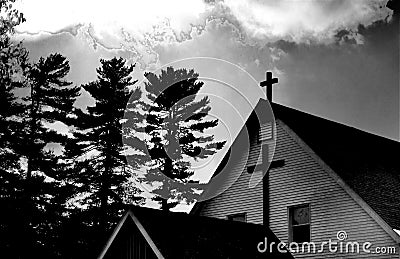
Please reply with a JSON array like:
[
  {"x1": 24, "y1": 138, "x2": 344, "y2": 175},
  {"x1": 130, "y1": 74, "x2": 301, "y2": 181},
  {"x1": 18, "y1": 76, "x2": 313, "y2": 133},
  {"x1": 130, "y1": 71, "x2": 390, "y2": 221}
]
[{"x1": 191, "y1": 72, "x2": 400, "y2": 258}]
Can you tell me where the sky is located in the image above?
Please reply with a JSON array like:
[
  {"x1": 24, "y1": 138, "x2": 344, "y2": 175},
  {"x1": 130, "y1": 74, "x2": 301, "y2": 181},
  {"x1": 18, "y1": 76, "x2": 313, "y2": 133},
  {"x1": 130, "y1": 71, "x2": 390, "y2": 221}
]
[{"x1": 12, "y1": 0, "x2": 399, "y2": 208}]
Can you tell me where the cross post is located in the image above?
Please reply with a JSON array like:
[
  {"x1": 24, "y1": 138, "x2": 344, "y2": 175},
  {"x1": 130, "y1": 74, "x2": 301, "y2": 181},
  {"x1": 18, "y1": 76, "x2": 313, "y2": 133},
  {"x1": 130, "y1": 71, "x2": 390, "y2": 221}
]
[{"x1": 260, "y1": 71, "x2": 279, "y2": 102}]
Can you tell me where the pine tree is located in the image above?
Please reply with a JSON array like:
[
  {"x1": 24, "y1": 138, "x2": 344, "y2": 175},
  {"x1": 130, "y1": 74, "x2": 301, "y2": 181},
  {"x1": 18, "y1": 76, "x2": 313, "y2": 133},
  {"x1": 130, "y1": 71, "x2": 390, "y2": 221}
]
[
  {"x1": 0, "y1": 1, "x2": 33, "y2": 257},
  {"x1": 66, "y1": 57, "x2": 145, "y2": 246},
  {"x1": 22, "y1": 54, "x2": 80, "y2": 178},
  {"x1": 143, "y1": 67, "x2": 225, "y2": 211},
  {"x1": 0, "y1": 0, "x2": 28, "y2": 171},
  {"x1": 14, "y1": 53, "x2": 80, "y2": 257}
]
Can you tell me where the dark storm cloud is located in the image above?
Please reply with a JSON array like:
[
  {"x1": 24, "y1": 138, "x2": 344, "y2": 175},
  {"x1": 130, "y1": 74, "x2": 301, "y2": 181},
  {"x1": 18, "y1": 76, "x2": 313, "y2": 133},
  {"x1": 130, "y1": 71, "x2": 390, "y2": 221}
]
[
  {"x1": 216, "y1": 0, "x2": 392, "y2": 44},
  {"x1": 273, "y1": 16, "x2": 399, "y2": 140}
]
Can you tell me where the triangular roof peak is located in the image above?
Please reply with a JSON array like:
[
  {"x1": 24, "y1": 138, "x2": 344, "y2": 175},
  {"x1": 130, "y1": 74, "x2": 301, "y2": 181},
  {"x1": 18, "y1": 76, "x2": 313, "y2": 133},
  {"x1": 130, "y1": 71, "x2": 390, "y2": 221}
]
[{"x1": 99, "y1": 205, "x2": 294, "y2": 258}]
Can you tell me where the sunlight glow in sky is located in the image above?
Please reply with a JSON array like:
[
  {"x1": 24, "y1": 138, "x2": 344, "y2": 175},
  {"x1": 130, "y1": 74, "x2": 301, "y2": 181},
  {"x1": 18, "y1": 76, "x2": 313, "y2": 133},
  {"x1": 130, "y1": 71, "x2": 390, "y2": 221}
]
[
  {"x1": 16, "y1": 0, "x2": 392, "y2": 45},
  {"x1": 16, "y1": 0, "x2": 208, "y2": 33}
]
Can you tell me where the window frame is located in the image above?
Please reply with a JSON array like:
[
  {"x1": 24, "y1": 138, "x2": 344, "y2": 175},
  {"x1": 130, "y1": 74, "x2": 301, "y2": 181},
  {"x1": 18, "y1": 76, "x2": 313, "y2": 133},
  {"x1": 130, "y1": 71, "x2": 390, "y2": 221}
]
[{"x1": 288, "y1": 203, "x2": 311, "y2": 243}]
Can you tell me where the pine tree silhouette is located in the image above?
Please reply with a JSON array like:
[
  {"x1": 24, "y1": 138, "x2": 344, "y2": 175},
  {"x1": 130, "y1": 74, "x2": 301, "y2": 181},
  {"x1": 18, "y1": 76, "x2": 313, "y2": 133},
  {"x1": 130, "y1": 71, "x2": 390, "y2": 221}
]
[
  {"x1": 1, "y1": 3, "x2": 80, "y2": 257},
  {"x1": 0, "y1": 1, "x2": 29, "y2": 256},
  {"x1": 143, "y1": 67, "x2": 225, "y2": 211},
  {"x1": 66, "y1": 58, "x2": 145, "y2": 253},
  {"x1": 0, "y1": 52, "x2": 80, "y2": 257}
]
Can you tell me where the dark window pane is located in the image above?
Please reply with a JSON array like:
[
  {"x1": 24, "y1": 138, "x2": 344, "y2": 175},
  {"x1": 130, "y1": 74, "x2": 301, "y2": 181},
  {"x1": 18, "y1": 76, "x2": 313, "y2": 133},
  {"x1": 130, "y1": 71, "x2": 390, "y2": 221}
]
[
  {"x1": 291, "y1": 206, "x2": 310, "y2": 225},
  {"x1": 247, "y1": 165, "x2": 256, "y2": 174},
  {"x1": 227, "y1": 214, "x2": 246, "y2": 222},
  {"x1": 292, "y1": 225, "x2": 310, "y2": 243}
]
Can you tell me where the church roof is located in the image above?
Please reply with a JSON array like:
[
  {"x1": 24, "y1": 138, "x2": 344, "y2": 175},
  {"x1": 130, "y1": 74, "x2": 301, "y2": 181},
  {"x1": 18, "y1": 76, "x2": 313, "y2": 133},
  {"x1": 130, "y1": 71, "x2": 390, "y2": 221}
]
[
  {"x1": 192, "y1": 99, "x2": 399, "y2": 232},
  {"x1": 99, "y1": 205, "x2": 294, "y2": 259},
  {"x1": 271, "y1": 101, "x2": 400, "y2": 230}
]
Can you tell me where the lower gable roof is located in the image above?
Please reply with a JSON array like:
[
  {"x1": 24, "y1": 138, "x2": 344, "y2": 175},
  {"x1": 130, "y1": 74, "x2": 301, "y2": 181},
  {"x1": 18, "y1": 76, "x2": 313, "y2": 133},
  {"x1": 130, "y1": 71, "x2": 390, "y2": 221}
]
[{"x1": 100, "y1": 205, "x2": 295, "y2": 259}]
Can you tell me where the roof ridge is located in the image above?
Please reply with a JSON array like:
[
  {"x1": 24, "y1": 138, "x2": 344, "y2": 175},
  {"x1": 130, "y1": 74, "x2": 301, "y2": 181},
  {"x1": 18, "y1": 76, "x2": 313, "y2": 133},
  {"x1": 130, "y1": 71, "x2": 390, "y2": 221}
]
[{"x1": 271, "y1": 102, "x2": 399, "y2": 143}]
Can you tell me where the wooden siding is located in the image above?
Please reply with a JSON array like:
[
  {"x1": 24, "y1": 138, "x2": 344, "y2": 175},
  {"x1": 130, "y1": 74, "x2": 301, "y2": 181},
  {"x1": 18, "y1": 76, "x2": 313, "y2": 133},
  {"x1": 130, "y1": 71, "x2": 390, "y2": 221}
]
[
  {"x1": 199, "y1": 123, "x2": 267, "y2": 224},
  {"x1": 198, "y1": 154, "x2": 265, "y2": 224},
  {"x1": 269, "y1": 120, "x2": 399, "y2": 258},
  {"x1": 198, "y1": 119, "x2": 399, "y2": 258}
]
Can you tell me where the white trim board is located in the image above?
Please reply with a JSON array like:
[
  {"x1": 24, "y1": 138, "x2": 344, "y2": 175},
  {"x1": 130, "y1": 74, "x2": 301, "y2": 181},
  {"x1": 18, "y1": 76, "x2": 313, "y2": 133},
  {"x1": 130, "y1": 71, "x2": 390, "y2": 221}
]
[{"x1": 97, "y1": 210, "x2": 165, "y2": 259}]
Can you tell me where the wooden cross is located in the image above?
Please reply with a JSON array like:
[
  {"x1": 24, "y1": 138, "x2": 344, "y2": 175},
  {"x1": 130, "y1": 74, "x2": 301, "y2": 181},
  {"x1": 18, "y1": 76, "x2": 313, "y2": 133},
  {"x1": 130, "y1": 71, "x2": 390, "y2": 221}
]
[
  {"x1": 247, "y1": 159, "x2": 285, "y2": 174},
  {"x1": 260, "y1": 71, "x2": 279, "y2": 102},
  {"x1": 263, "y1": 158, "x2": 285, "y2": 226}
]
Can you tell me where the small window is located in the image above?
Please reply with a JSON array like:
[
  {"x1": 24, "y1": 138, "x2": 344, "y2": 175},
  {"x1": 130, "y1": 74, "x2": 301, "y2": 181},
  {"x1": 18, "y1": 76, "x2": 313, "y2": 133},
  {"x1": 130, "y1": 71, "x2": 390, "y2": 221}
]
[
  {"x1": 247, "y1": 165, "x2": 256, "y2": 174},
  {"x1": 289, "y1": 204, "x2": 311, "y2": 243},
  {"x1": 258, "y1": 122, "x2": 273, "y2": 142},
  {"x1": 227, "y1": 213, "x2": 246, "y2": 222}
]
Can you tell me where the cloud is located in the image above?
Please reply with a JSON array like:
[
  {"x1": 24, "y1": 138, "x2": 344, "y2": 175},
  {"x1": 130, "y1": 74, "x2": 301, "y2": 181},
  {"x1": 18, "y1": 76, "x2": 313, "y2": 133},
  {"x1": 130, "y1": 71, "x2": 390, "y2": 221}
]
[
  {"x1": 216, "y1": 0, "x2": 393, "y2": 43},
  {"x1": 15, "y1": 0, "x2": 393, "y2": 45},
  {"x1": 15, "y1": 0, "x2": 396, "y2": 91},
  {"x1": 14, "y1": 0, "x2": 394, "y2": 69},
  {"x1": 15, "y1": 0, "x2": 209, "y2": 34},
  {"x1": 15, "y1": 0, "x2": 213, "y2": 68}
]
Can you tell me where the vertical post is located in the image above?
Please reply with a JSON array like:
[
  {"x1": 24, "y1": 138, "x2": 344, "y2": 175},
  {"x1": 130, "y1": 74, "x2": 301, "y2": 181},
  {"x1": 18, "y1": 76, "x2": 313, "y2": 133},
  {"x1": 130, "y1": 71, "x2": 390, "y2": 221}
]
[
  {"x1": 263, "y1": 171, "x2": 269, "y2": 226},
  {"x1": 259, "y1": 71, "x2": 278, "y2": 226}
]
